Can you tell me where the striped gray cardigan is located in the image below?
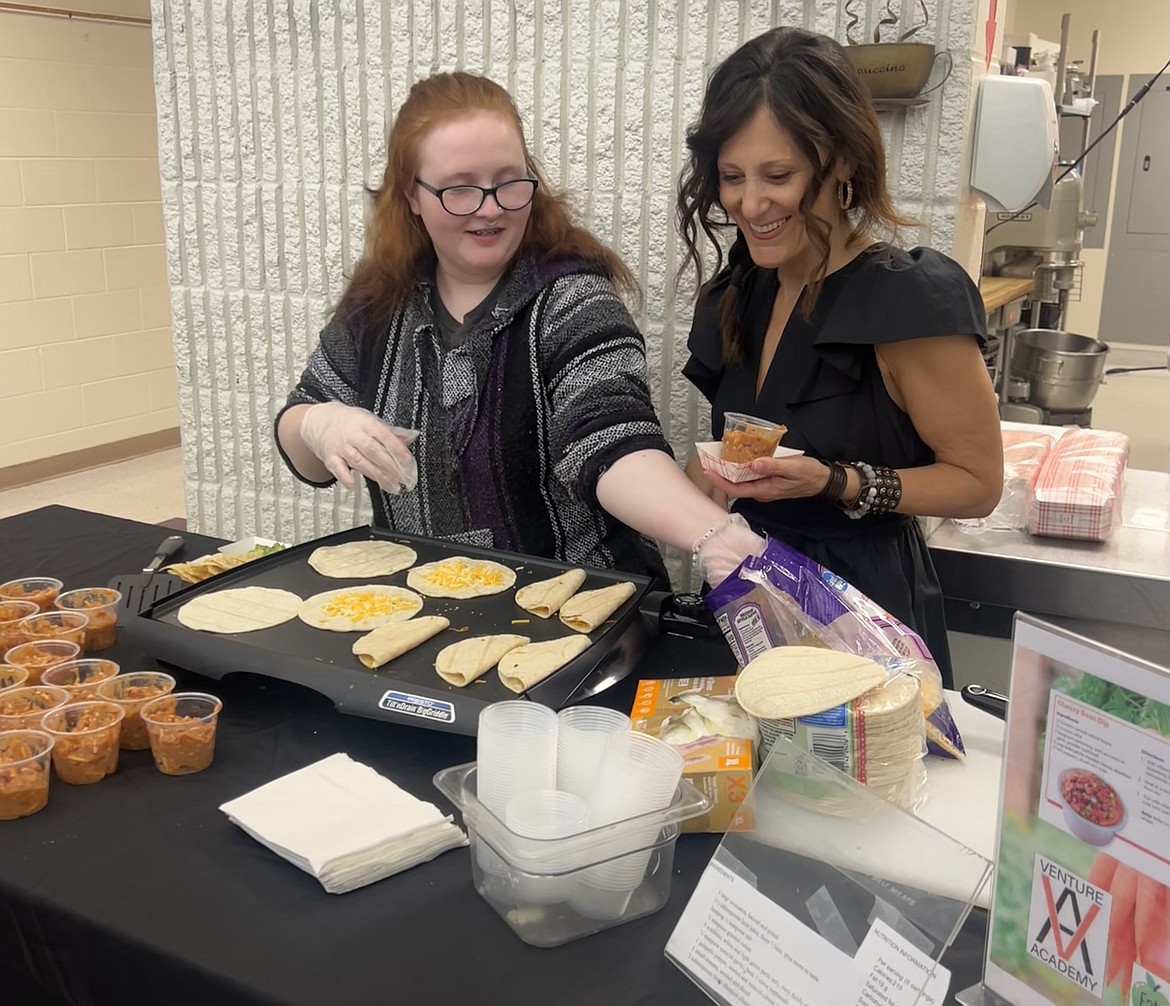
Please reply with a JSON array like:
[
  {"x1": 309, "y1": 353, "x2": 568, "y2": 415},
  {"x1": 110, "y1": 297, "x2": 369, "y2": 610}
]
[{"x1": 277, "y1": 253, "x2": 670, "y2": 580}]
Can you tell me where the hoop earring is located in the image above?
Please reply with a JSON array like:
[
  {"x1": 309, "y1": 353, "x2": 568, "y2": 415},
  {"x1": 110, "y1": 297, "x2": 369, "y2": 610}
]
[{"x1": 838, "y1": 179, "x2": 854, "y2": 211}]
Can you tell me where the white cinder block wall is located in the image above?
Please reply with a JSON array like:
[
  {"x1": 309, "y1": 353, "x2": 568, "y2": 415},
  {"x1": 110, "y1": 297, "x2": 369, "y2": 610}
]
[{"x1": 151, "y1": 0, "x2": 991, "y2": 585}]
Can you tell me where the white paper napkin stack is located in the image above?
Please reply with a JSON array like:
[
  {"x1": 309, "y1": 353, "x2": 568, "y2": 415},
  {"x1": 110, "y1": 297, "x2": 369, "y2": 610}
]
[{"x1": 219, "y1": 753, "x2": 467, "y2": 894}]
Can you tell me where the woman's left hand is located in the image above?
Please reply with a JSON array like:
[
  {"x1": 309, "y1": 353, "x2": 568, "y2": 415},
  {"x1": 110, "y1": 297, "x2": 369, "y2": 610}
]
[{"x1": 706, "y1": 455, "x2": 832, "y2": 502}]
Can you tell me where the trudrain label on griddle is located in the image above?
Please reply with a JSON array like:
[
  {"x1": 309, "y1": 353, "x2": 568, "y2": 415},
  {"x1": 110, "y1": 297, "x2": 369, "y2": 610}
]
[{"x1": 378, "y1": 690, "x2": 455, "y2": 724}]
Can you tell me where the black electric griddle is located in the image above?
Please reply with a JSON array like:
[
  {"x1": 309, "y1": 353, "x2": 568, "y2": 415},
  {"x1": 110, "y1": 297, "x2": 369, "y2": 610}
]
[{"x1": 122, "y1": 525, "x2": 653, "y2": 735}]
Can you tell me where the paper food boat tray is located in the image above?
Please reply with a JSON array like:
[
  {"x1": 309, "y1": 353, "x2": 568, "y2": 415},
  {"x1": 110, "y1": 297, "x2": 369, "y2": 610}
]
[{"x1": 123, "y1": 525, "x2": 651, "y2": 736}]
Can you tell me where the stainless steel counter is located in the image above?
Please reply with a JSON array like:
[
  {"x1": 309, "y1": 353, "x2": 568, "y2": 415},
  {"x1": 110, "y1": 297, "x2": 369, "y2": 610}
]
[{"x1": 927, "y1": 468, "x2": 1170, "y2": 635}]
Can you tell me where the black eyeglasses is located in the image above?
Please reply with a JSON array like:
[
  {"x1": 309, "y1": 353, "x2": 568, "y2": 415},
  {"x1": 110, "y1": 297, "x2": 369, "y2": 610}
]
[{"x1": 414, "y1": 176, "x2": 538, "y2": 216}]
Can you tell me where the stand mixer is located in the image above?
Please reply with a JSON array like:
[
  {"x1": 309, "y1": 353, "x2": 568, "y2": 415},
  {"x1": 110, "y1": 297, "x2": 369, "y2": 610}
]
[
  {"x1": 982, "y1": 169, "x2": 1102, "y2": 424},
  {"x1": 970, "y1": 21, "x2": 1107, "y2": 425}
]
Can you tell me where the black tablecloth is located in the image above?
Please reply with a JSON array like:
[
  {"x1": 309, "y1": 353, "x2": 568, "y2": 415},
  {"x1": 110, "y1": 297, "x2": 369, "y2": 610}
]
[{"x1": 0, "y1": 506, "x2": 987, "y2": 1005}]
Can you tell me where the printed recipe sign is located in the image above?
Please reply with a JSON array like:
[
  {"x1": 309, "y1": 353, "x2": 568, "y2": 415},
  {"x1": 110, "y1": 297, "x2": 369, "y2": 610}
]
[{"x1": 984, "y1": 616, "x2": 1170, "y2": 1006}]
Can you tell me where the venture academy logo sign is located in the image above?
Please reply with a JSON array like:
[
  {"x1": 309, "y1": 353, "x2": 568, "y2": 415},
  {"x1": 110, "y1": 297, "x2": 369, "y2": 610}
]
[{"x1": 1026, "y1": 855, "x2": 1112, "y2": 997}]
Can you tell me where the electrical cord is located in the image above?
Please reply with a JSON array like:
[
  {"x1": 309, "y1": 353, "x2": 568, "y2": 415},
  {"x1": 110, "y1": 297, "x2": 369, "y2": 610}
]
[{"x1": 984, "y1": 55, "x2": 1170, "y2": 237}]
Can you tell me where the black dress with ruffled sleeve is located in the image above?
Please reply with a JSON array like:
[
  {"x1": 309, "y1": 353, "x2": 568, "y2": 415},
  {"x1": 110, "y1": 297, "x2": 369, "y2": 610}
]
[{"x1": 682, "y1": 243, "x2": 987, "y2": 688}]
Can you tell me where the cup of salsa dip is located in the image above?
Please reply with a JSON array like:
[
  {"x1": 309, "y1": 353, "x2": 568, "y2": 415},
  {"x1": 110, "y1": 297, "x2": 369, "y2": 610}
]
[
  {"x1": 721, "y1": 412, "x2": 788, "y2": 464},
  {"x1": 140, "y1": 692, "x2": 222, "y2": 775},
  {"x1": 1059, "y1": 768, "x2": 1126, "y2": 846},
  {"x1": 0, "y1": 578, "x2": 64, "y2": 613},
  {"x1": 97, "y1": 671, "x2": 176, "y2": 750},
  {"x1": 40, "y1": 701, "x2": 125, "y2": 785},
  {"x1": 3, "y1": 640, "x2": 82, "y2": 685},
  {"x1": 42, "y1": 659, "x2": 120, "y2": 704},
  {"x1": 17, "y1": 611, "x2": 89, "y2": 650},
  {"x1": 0, "y1": 665, "x2": 31, "y2": 693},
  {"x1": 55, "y1": 588, "x2": 121, "y2": 652},
  {"x1": 0, "y1": 685, "x2": 71, "y2": 731},
  {"x1": 0, "y1": 600, "x2": 39, "y2": 653},
  {"x1": 0, "y1": 729, "x2": 55, "y2": 820}
]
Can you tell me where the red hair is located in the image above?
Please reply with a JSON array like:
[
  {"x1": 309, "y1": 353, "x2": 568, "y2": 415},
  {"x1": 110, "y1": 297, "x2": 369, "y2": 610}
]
[{"x1": 337, "y1": 72, "x2": 634, "y2": 328}]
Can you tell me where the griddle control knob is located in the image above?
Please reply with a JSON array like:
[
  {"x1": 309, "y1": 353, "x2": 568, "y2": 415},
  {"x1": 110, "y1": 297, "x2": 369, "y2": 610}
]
[
  {"x1": 671, "y1": 593, "x2": 706, "y2": 619},
  {"x1": 658, "y1": 592, "x2": 717, "y2": 638}
]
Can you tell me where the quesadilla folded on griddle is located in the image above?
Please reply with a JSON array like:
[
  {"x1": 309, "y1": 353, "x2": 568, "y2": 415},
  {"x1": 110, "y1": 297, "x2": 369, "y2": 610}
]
[
  {"x1": 352, "y1": 616, "x2": 450, "y2": 669},
  {"x1": 557, "y1": 581, "x2": 635, "y2": 633},
  {"x1": 498, "y1": 636, "x2": 592, "y2": 693},
  {"x1": 514, "y1": 568, "x2": 587, "y2": 619},
  {"x1": 435, "y1": 634, "x2": 530, "y2": 687}
]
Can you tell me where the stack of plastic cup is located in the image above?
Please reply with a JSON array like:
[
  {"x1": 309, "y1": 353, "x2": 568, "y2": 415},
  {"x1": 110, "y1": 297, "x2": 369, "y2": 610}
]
[
  {"x1": 569, "y1": 731, "x2": 684, "y2": 920},
  {"x1": 475, "y1": 702, "x2": 558, "y2": 875},
  {"x1": 504, "y1": 789, "x2": 588, "y2": 904},
  {"x1": 556, "y1": 706, "x2": 630, "y2": 802}
]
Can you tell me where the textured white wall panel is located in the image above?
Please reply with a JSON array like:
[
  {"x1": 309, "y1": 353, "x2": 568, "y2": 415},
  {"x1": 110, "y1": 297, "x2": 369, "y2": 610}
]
[{"x1": 153, "y1": 0, "x2": 987, "y2": 583}]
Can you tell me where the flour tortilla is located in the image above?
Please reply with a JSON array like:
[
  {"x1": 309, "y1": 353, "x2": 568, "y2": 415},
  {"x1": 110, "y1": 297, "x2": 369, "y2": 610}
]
[
  {"x1": 435, "y1": 634, "x2": 530, "y2": 687},
  {"x1": 352, "y1": 616, "x2": 450, "y2": 669},
  {"x1": 514, "y1": 568, "x2": 587, "y2": 618},
  {"x1": 558, "y1": 581, "x2": 636, "y2": 633},
  {"x1": 308, "y1": 540, "x2": 418, "y2": 579},
  {"x1": 498, "y1": 636, "x2": 592, "y2": 693},
  {"x1": 406, "y1": 557, "x2": 517, "y2": 599},
  {"x1": 734, "y1": 646, "x2": 887, "y2": 720},
  {"x1": 177, "y1": 586, "x2": 301, "y2": 634},
  {"x1": 298, "y1": 584, "x2": 424, "y2": 632}
]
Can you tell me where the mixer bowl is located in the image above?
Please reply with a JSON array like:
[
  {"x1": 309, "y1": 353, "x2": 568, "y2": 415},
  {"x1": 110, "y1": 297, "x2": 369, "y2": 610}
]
[{"x1": 1010, "y1": 329, "x2": 1109, "y2": 411}]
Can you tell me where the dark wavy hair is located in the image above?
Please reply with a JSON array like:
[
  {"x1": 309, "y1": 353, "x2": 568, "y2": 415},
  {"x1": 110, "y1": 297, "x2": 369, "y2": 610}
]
[
  {"x1": 677, "y1": 27, "x2": 913, "y2": 363},
  {"x1": 336, "y1": 72, "x2": 636, "y2": 331}
]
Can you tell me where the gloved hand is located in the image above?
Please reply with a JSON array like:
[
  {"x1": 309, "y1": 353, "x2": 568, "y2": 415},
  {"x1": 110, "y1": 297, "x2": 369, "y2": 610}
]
[
  {"x1": 694, "y1": 513, "x2": 767, "y2": 587},
  {"x1": 299, "y1": 402, "x2": 419, "y2": 494}
]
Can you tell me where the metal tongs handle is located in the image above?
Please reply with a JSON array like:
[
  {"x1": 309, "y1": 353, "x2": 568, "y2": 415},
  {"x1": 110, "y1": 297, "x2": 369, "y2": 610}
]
[{"x1": 142, "y1": 535, "x2": 185, "y2": 575}]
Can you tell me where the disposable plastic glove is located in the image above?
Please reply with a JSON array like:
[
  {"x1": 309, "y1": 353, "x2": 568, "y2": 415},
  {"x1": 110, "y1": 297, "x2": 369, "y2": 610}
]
[
  {"x1": 694, "y1": 513, "x2": 767, "y2": 587},
  {"x1": 299, "y1": 402, "x2": 419, "y2": 494}
]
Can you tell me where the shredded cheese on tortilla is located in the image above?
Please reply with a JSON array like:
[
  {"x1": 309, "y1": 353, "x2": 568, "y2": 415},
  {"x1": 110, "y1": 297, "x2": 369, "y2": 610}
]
[
  {"x1": 421, "y1": 560, "x2": 506, "y2": 590},
  {"x1": 322, "y1": 591, "x2": 418, "y2": 624}
]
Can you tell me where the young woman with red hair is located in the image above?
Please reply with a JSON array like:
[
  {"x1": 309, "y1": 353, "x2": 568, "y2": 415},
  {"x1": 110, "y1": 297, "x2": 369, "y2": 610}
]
[{"x1": 277, "y1": 72, "x2": 760, "y2": 585}]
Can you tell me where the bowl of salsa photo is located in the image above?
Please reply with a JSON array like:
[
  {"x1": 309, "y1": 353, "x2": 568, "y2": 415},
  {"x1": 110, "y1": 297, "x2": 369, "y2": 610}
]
[{"x1": 1058, "y1": 768, "x2": 1126, "y2": 846}]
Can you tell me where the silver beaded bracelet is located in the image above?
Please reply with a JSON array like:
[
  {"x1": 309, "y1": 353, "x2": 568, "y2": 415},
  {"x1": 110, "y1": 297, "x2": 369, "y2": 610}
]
[{"x1": 837, "y1": 462, "x2": 902, "y2": 519}]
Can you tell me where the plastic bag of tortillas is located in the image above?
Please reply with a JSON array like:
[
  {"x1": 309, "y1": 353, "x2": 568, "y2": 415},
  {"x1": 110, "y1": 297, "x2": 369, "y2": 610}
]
[{"x1": 706, "y1": 537, "x2": 965, "y2": 773}]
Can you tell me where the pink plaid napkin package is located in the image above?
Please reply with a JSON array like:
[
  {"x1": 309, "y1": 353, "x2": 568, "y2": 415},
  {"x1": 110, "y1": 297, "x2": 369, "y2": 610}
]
[{"x1": 1027, "y1": 428, "x2": 1130, "y2": 542}]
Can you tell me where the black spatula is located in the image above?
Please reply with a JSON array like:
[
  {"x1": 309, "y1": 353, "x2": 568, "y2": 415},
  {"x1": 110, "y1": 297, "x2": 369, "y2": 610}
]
[{"x1": 109, "y1": 535, "x2": 186, "y2": 615}]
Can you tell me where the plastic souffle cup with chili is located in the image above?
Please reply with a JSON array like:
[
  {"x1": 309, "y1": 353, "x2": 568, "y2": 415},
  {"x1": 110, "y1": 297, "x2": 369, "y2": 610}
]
[
  {"x1": 40, "y1": 700, "x2": 125, "y2": 785},
  {"x1": 0, "y1": 684, "x2": 71, "y2": 731},
  {"x1": 140, "y1": 692, "x2": 222, "y2": 775},
  {"x1": 17, "y1": 611, "x2": 89, "y2": 650},
  {"x1": 97, "y1": 671, "x2": 176, "y2": 751},
  {"x1": 0, "y1": 600, "x2": 39, "y2": 654},
  {"x1": 41, "y1": 659, "x2": 120, "y2": 704},
  {"x1": 0, "y1": 577, "x2": 64, "y2": 613},
  {"x1": 3, "y1": 639, "x2": 82, "y2": 685},
  {"x1": 721, "y1": 412, "x2": 788, "y2": 463},
  {"x1": 55, "y1": 588, "x2": 121, "y2": 652},
  {"x1": 0, "y1": 729, "x2": 55, "y2": 820},
  {"x1": 0, "y1": 665, "x2": 31, "y2": 693}
]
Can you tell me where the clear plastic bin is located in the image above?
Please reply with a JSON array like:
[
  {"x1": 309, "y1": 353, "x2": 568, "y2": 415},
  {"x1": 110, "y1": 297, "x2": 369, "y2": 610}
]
[{"x1": 433, "y1": 761, "x2": 711, "y2": 947}]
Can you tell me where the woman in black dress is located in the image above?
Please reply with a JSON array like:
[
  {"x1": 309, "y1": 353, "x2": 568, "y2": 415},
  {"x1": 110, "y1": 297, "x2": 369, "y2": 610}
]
[{"x1": 677, "y1": 27, "x2": 1003, "y2": 687}]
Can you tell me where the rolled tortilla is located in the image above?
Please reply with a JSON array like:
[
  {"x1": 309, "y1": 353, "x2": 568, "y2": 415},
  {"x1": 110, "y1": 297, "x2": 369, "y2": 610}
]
[
  {"x1": 352, "y1": 615, "x2": 450, "y2": 669},
  {"x1": 435, "y1": 634, "x2": 530, "y2": 687},
  {"x1": 498, "y1": 636, "x2": 592, "y2": 693},
  {"x1": 558, "y1": 581, "x2": 636, "y2": 633},
  {"x1": 514, "y1": 568, "x2": 587, "y2": 618}
]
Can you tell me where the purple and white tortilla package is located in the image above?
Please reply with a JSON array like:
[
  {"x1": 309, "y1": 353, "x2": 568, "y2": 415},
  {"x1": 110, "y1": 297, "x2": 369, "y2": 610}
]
[{"x1": 707, "y1": 537, "x2": 965, "y2": 762}]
